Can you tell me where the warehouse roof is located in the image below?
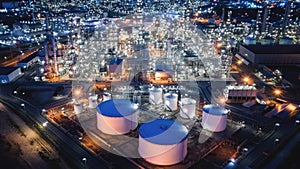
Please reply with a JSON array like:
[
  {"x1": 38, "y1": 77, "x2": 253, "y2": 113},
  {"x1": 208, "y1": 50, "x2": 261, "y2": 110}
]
[
  {"x1": 0, "y1": 67, "x2": 19, "y2": 75},
  {"x1": 18, "y1": 53, "x2": 38, "y2": 64},
  {"x1": 242, "y1": 44, "x2": 300, "y2": 54}
]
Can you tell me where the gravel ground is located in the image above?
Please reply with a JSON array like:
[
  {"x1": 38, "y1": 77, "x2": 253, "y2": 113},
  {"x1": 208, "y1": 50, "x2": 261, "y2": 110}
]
[{"x1": 0, "y1": 102, "x2": 73, "y2": 169}]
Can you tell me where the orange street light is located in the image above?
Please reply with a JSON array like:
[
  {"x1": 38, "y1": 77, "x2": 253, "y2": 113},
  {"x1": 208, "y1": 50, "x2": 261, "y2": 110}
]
[
  {"x1": 73, "y1": 86, "x2": 83, "y2": 97},
  {"x1": 74, "y1": 89, "x2": 81, "y2": 96},
  {"x1": 219, "y1": 97, "x2": 226, "y2": 105},
  {"x1": 216, "y1": 42, "x2": 222, "y2": 48},
  {"x1": 237, "y1": 60, "x2": 243, "y2": 65},
  {"x1": 243, "y1": 76, "x2": 250, "y2": 84},
  {"x1": 273, "y1": 89, "x2": 282, "y2": 96}
]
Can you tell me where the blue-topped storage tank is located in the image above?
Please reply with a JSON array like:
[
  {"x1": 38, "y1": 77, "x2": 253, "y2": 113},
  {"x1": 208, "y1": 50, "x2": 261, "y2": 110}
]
[
  {"x1": 138, "y1": 119, "x2": 188, "y2": 165},
  {"x1": 96, "y1": 99, "x2": 138, "y2": 135}
]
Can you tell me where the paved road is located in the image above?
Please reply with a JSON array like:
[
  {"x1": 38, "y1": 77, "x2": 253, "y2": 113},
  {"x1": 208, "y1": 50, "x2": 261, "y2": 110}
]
[{"x1": 197, "y1": 81, "x2": 211, "y2": 102}]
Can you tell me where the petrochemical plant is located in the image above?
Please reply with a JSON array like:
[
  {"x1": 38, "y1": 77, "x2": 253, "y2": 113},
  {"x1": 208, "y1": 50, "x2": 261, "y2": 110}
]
[{"x1": 0, "y1": 1, "x2": 300, "y2": 169}]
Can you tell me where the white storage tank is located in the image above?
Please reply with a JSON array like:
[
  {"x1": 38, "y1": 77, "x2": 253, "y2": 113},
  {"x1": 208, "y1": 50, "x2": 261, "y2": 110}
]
[
  {"x1": 180, "y1": 98, "x2": 196, "y2": 119},
  {"x1": 88, "y1": 95, "x2": 98, "y2": 108},
  {"x1": 149, "y1": 88, "x2": 163, "y2": 105},
  {"x1": 164, "y1": 93, "x2": 178, "y2": 111},
  {"x1": 96, "y1": 99, "x2": 138, "y2": 135},
  {"x1": 138, "y1": 119, "x2": 188, "y2": 165},
  {"x1": 74, "y1": 102, "x2": 83, "y2": 114},
  {"x1": 201, "y1": 104, "x2": 228, "y2": 132},
  {"x1": 103, "y1": 92, "x2": 111, "y2": 101}
]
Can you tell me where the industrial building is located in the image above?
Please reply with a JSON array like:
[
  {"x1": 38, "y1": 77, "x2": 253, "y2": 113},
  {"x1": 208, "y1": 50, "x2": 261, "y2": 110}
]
[
  {"x1": 224, "y1": 85, "x2": 258, "y2": 103},
  {"x1": 237, "y1": 44, "x2": 300, "y2": 65},
  {"x1": 17, "y1": 54, "x2": 39, "y2": 69},
  {"x1": 154, "y1": 69, "x2": 172, "y2": 81},
  {"x1": 265, "y1": 103, "x2": 298, "y2": 119},
  {"x1": 1, "y1": 1, "x2": 18, "y2": 9},
  {"x1": 0, "y1": 67, "x2": 21, "y2": 84},
  {"x1": 108, "y1": 57, "x2": 124, "y2": 75}
]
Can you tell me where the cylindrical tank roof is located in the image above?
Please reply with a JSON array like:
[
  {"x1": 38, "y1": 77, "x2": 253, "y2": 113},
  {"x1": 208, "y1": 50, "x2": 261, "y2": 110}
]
[
  {"x1": 203, "y1": 104, "x2": 228, "y2": 115},
  {"x1": 181, "y1": 98, "x2": 196, "y2": 105},
  {"x1": 139, "y1": 119, "x2": 188, "y2": 145},
  {"x1": 165, "y1": 93, "x2": 177, "y2": 99},
  {"x1": 149, "y1": 87, "x2": 162, "y2": 92},
  {"x1": 97, "y1": 99, "x2": 137, "y2": 117}
]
